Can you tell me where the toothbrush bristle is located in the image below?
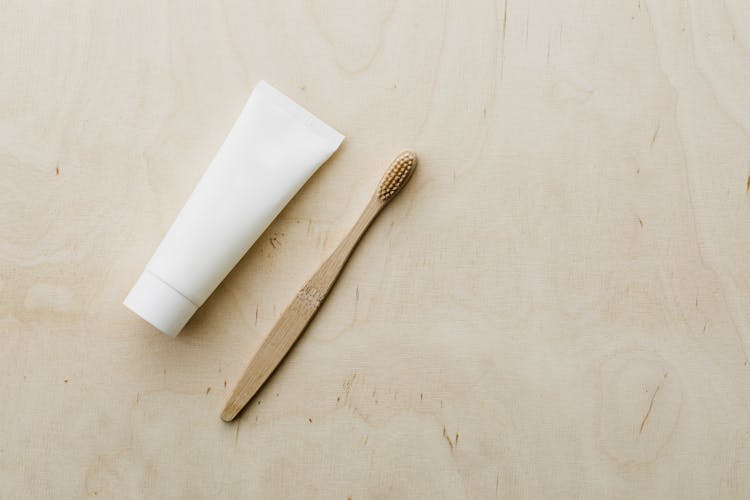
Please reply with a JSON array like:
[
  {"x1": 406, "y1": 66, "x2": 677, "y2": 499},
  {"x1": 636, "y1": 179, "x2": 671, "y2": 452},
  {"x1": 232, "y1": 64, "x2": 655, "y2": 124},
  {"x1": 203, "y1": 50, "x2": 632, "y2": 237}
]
[{"x1": 377, "y1": 151, "x2": 418, "y2": 202}]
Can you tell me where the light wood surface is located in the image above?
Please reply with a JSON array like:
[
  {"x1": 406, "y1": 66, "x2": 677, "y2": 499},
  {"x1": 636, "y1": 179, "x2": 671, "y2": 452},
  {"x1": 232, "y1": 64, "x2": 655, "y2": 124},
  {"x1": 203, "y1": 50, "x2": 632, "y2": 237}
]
[
  {"x1": 222, "y1": 152, "x2": 416, "y2": 422},
  {"x1": 2, "y1": 1, "x2": 750, "y2": 498}
]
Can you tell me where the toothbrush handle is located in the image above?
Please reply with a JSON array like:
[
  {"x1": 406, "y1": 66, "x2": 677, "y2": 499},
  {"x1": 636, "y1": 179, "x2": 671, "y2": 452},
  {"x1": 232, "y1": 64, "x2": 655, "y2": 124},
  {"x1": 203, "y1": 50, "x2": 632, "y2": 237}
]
[{"x1": 221, "y1": 198, "x2": 383, "y2": 422}]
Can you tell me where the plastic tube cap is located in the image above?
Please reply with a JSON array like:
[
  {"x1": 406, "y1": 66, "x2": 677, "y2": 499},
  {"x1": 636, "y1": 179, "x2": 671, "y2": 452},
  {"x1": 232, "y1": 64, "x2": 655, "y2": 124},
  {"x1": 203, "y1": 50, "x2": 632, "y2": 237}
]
[{"x1": 123, "y1": 270, "x2": 198, "y2": 337}]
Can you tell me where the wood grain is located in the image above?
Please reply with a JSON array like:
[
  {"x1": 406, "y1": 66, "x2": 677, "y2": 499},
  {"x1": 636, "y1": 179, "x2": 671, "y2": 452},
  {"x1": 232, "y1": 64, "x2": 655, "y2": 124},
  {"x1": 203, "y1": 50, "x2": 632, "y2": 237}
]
[{"x1": 1, "y1": 0, "x2": 750, "y2": 498}]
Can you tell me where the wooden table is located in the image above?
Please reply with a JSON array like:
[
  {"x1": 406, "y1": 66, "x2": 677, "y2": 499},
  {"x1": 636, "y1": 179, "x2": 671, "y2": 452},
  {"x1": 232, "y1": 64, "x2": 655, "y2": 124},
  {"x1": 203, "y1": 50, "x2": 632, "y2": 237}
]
[{"x1": 3, "y1": 1, "x2": 750, "y2": 498}]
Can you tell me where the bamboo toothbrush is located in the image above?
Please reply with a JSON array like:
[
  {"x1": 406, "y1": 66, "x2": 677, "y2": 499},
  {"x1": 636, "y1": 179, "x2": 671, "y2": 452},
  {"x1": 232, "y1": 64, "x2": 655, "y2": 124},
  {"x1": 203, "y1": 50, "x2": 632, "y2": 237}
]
[{"x1": 221, "y1": 151, "x2": 418, "y2": 421}]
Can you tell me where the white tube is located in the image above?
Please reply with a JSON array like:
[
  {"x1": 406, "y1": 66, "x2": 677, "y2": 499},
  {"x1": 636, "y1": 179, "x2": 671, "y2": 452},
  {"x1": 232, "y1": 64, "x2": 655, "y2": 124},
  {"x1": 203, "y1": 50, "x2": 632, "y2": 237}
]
[{"x1": 124, "y1": 81, "x2": 344, "y2": 336}]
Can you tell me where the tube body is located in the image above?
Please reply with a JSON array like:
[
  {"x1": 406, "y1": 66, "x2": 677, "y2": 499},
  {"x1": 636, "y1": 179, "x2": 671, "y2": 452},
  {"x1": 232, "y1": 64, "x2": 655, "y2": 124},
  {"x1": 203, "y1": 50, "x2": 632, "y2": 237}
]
[{"x1": 124, "y1": 81, "x2": 344, "y2": 336}]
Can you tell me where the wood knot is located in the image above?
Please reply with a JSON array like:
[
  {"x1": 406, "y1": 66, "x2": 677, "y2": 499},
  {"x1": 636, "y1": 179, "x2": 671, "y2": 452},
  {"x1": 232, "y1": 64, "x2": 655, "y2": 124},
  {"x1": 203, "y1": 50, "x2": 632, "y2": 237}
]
[{"x1": 297, "y1": 285, "x2": 324, "y2": 309}]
